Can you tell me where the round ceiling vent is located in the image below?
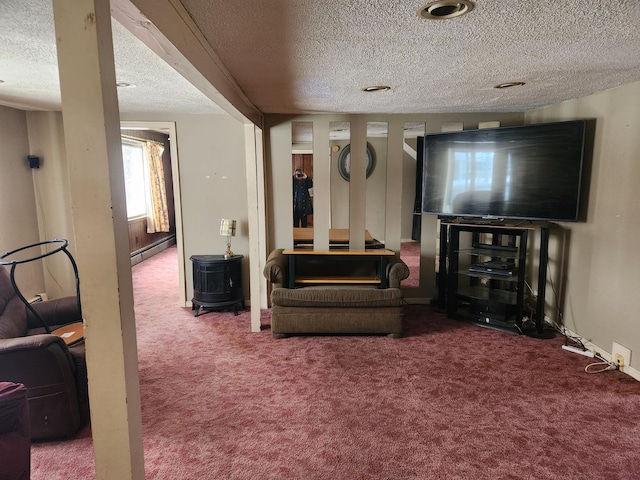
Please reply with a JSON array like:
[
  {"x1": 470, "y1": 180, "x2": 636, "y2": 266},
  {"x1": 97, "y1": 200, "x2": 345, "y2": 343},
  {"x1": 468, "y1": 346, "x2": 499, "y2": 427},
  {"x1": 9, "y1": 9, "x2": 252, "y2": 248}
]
[{"x1": 418, "y1": 1, "x2": 475, "y2": 20}]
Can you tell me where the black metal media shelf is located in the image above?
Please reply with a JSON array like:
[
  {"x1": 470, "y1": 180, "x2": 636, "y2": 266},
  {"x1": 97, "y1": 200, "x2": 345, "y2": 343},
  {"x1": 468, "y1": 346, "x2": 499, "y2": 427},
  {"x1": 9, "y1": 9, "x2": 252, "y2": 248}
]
[{"x1": 440, "y1": 221, "x2": 553, "y2": 338}]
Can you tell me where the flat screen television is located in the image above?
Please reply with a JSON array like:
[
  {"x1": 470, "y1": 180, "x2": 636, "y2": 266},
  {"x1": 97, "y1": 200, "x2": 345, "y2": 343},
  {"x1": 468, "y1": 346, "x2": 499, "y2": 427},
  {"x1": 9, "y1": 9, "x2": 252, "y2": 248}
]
[{"x1": 421, "y1": 120, "x2": 587, "y2": 222}]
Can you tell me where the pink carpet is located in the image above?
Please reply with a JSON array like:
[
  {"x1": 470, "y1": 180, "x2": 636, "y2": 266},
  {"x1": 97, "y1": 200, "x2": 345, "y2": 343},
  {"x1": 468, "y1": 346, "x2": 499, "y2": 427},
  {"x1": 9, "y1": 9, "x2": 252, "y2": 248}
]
[
  {"x1": 29, "y1": 246, "x2": 640, "y2": 479},
  {"x1": 400, "y1": 241, "x2": 420, "y2": 288}
]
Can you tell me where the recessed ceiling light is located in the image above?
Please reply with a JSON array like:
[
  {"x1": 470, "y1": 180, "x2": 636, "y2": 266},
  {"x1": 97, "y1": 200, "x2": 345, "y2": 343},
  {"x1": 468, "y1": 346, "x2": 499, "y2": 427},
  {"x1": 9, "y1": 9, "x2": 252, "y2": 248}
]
[
  {"x1": 363, "y1": 85, "x2": 391, "y2": 92},
  {"x1": 418, "y1": 1, "x2": 475, "y2": 20},
  {"x1": 495, "y1": 81, "x2": 526, "y2": 89},
  {"x1": 116, "y1": 82, "x2": 137, "y2": 89}
]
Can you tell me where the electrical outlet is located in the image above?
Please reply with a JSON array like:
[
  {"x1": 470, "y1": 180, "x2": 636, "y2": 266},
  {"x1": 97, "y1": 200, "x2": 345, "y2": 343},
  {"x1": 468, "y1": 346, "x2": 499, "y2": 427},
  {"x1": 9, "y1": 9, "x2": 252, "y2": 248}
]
[{"x1": 612, "y1": 342, "x2": 631, "y2": 372}]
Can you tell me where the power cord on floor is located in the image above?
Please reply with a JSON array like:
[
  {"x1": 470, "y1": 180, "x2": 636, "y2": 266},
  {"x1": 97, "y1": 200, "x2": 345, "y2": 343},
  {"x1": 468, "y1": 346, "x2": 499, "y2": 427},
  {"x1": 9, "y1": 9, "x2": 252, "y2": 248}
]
[
  {"x1": 524, "y1": 261, "x2": 620, "y2": 375},
  {"x1": 584, "y1": 357, "x2": 618, "y2": 374}
]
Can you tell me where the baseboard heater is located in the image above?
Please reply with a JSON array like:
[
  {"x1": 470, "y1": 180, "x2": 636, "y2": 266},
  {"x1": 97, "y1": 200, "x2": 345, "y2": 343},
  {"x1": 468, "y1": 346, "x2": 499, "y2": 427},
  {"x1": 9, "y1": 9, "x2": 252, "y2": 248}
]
[{"x1": 131, "y1": 235, "x2": 176, "y2": 266}]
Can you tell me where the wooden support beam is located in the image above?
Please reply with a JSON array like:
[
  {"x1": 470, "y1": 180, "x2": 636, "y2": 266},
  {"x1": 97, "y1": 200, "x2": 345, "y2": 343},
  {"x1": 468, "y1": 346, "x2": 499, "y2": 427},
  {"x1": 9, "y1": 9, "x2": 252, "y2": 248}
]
[{"x1": 52, "y1": 0, "x2": 144, "y2": 478}]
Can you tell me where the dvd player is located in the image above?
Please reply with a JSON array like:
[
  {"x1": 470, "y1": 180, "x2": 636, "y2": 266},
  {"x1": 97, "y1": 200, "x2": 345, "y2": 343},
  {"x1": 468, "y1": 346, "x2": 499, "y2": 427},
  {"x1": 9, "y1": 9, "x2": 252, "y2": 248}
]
[{"x1": 468, "y1": 261, "x2": 516, "y2": 276}]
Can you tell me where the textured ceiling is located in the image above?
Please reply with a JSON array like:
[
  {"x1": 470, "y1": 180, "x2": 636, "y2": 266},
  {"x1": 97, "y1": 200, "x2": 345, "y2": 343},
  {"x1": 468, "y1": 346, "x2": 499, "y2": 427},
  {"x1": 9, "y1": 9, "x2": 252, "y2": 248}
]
[
  {"x1": 182, "y1": 0, "x2": 640, "y2": 114},
  {"x1": 1, "y1": 0, "x2": 639, "y2": 116},
  {"x1": 0, "y1": 0, "x2": 223, "y2": 114}
]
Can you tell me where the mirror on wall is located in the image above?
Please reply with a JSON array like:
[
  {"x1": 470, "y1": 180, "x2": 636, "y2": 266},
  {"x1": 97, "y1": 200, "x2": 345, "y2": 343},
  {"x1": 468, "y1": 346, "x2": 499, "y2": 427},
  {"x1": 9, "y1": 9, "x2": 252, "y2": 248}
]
[
  {"x1": 366, "y1": 122, "x2": 387, "y2": 246},
  {"x1": 400, "y1": 121, "x2": 426, "y2": 289},
  {"x1": 329, "y1": 121, "x2": 389, "y2": 248},
  {"x1": 291, "y1": 122, "x2": 314, "y2": 229}
]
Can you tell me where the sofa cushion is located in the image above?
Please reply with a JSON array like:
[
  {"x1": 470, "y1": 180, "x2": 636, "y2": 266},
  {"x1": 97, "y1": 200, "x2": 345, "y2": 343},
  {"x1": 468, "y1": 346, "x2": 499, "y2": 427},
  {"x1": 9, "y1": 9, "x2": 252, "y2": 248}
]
[{"x1": 271, "y1": 286, "x2": 404, "y2": 308}]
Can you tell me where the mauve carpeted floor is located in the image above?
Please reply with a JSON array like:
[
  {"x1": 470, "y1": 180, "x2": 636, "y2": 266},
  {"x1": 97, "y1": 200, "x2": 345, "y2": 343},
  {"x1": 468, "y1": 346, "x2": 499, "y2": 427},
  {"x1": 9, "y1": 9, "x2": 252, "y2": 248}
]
[
  {"x1": 29, "y1": 246, "x2": 640, "y2": 479},
  {"x1": 400, "y1": 241, "x2": 420, "y2": 289}
]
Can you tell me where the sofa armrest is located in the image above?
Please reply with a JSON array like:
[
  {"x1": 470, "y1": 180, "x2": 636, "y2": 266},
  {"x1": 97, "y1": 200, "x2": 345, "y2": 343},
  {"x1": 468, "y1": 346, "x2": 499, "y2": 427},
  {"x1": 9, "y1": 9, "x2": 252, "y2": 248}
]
[
  {"x1": 263, "y1": 249, "x2": 288, "y2": 288},
  {"x1": 387, "y1": 255, "x2": 410, "y2": 288},
  {"x1": 27, "y1": 296, "x2": 82, "y2": 330}
]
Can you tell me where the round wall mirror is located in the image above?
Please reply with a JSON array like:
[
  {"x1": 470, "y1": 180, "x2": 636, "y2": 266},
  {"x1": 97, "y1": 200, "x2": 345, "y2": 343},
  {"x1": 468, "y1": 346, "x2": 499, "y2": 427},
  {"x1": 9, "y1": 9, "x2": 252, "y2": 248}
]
[{"x1": 337, "y1": 143, "x2": 375, "y2": 181}]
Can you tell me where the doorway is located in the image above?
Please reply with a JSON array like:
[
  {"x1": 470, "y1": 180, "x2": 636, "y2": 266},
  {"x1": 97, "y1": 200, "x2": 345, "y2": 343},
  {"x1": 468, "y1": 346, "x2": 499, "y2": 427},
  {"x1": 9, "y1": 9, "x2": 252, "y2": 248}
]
[{"x1": 120, "y1": 121, "x2": 187, "y2": 306}]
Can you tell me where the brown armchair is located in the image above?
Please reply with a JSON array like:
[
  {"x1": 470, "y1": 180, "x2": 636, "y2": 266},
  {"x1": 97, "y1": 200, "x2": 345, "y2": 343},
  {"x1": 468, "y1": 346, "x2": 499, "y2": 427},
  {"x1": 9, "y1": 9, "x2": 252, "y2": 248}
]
[
  {"x1": 0, "y1": 266, "x2": 89, "y2": 440},
  {"x1": 0, "y1": 382, "x2": 30, "y2": 479}
]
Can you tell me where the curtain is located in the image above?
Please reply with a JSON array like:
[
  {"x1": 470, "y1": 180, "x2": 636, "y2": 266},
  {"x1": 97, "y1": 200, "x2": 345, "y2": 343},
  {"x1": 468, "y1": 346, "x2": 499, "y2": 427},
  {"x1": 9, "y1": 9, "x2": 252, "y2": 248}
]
[{"x1": 145, "y1": 141, "x2": 170, "y2": 233}]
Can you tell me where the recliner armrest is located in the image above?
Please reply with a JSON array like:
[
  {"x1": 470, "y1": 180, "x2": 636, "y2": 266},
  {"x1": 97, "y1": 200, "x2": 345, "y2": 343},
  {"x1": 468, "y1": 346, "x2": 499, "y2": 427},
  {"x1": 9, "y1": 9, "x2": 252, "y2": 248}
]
[
  {"x1": 0, "y1": 334, "x2": 81, "y2": 440},
  {"x1": 0, "y1": 333, "x2": 72, "y2": 356},
  {"x1": 27, "y1": 296, "x2": 82, "y2": 330}
]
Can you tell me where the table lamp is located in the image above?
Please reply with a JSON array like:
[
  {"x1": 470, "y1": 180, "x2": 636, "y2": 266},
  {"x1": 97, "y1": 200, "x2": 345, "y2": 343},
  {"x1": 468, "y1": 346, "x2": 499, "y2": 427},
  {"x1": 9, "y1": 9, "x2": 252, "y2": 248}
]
[{"x1": 220, "y1": 219, "x2": 236, "y2": 258}]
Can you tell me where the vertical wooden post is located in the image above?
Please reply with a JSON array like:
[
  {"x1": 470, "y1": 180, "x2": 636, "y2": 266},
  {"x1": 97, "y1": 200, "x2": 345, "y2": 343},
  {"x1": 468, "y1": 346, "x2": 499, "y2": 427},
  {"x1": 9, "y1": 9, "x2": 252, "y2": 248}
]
[
  {"x1": 313, "y1": 120, "x2": 331, "y2": 250},
  {"x1": 385, "y1": 118, "x2": 404, "y2": 253},
  {"x1": 349, "y1": 119, "x2": 366, "y2": 250},
  {"x1": 52, "y1": 0, "x2": 145, "y2": 478},
  {"x1": 245, "y1": 124, "x2": 265, "y2": 332}
]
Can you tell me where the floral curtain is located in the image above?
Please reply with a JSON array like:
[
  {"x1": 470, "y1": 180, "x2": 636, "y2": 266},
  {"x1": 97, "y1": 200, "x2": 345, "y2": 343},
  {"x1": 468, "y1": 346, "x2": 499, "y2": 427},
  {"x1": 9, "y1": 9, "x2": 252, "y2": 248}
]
[{"x1": 145, "y1": 141, "x2": 170, "y2": 233}]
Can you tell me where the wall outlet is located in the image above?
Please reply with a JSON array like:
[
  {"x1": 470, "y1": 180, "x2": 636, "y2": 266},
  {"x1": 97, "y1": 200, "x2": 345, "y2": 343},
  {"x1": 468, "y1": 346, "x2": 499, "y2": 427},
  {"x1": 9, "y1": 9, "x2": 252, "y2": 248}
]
[{"x1": 612, "y1": 342, "x2": 631, "y2": 372}]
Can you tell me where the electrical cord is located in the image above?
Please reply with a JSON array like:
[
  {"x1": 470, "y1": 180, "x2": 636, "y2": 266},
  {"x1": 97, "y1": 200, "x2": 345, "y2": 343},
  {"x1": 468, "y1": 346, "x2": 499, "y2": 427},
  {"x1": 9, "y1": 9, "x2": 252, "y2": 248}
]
[
  {"x1": 523, "y1": 237, "x2": 616, "y2": 373},
  {"x1": 585, "y1": 358, "x2": 618, "y2": 374},
  {"x1": 538, "y1": 261, "x2": 594, "y2": 351}
]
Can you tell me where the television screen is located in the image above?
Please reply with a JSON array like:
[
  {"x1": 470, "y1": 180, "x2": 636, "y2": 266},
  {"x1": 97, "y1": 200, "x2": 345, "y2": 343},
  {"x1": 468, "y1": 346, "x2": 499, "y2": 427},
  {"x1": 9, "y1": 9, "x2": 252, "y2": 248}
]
[{"x1": 421, "y1": 120, "x2": 587, "y2": 221}]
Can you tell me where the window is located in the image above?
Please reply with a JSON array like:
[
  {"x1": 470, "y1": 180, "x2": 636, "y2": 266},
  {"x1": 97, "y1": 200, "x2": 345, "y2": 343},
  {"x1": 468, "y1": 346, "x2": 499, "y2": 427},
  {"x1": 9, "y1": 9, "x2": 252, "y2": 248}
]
[{"x1": 121, "y1": 139, "x2": 148, "y2": 219}]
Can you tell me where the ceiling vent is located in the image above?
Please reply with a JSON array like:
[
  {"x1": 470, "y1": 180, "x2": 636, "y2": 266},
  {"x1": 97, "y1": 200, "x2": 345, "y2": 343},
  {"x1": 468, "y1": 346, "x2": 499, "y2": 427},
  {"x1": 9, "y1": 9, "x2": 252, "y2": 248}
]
[
  {"x1": 363, "y1": 86, "x2": 391, "y2": 92},
  {"x1": 418, "y1": 1, "x2": 475, "y2": 20},
  {"x1": 495, "y1": 82, "x2": 526, "y2": 89},
  {"x1": 116, "y1": 81, "x2": 137, "y2": 89}
]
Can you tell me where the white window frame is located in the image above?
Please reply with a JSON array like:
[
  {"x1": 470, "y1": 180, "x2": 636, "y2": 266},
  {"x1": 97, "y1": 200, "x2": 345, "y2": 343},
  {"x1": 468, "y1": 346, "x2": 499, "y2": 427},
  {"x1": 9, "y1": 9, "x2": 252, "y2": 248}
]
[{"x1": 121, "y1": 138, "x2": 150, "y2": 220}]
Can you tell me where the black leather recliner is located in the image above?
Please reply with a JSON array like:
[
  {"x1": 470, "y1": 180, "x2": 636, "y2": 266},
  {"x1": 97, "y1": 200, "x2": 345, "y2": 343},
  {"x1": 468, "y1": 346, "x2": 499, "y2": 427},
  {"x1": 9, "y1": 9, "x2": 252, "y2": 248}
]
[{"x1": 0, "y1": 266, "x2": 89, "y2": 440}]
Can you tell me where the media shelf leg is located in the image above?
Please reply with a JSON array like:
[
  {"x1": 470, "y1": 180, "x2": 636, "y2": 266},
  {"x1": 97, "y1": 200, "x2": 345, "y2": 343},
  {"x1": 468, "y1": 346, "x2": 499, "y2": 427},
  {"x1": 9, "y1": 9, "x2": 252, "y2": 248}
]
[
  {"x1": 524, "y1": 225, "x2": 555, "y2": 339},
  {"x1": 434, "y1": 222, "x2": 448, "y2": 311}
]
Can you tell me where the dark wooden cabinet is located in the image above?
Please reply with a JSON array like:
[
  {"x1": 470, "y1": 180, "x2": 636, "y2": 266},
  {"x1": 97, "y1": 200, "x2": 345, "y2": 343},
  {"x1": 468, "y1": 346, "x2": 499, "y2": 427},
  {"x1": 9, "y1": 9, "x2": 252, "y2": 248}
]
[{"x1": 190, "y1": 255, "x2": 244, "y2": 316}]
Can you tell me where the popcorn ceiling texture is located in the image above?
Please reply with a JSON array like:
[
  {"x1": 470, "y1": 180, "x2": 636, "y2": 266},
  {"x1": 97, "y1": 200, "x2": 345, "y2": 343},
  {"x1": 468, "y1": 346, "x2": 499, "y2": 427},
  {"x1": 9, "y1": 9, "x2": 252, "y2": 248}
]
[
  {"x1": 181, "y1": 0, "x2": 640, "y2": 113},
  {"x1": 1, "y1": 0, "x2": 640, "y2": 114},
  {"x1": 0, "y1": 0, "x2": 224, "y2": 114}
]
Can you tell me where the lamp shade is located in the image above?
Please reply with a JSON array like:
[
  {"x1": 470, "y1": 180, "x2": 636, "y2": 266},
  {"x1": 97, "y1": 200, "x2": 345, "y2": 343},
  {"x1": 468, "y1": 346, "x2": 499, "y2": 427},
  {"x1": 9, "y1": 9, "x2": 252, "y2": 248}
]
[{"x1": 220, "y1": 219, "x2": 236, "y2": 237}]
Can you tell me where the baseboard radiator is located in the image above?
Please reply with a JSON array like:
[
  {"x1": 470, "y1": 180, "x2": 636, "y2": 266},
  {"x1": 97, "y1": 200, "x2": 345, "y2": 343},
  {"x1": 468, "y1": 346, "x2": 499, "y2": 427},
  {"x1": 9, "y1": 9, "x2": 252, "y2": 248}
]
[{"x1": 131, "y1": 235, "x2": 176, "y2": 266}]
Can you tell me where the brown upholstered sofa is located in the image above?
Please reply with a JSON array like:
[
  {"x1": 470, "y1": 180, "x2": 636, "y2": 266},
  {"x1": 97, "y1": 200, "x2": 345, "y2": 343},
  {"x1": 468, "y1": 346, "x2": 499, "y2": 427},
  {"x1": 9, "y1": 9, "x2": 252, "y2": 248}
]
[
  {"x1": 263, "y1": 249, "x2": 410, "y2": 338},
  {"x1": 0, "y1": 266, "x2": 89, "y2": 440}
]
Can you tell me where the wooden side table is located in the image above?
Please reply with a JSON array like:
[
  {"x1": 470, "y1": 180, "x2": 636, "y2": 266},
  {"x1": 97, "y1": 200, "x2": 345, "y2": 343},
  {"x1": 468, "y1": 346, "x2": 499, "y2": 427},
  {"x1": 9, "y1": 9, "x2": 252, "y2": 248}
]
[
  {"x1": 190, "y1": 255, "x2": 244, "y2": 316},
  {"x1": 51, "y1": 322, "x2": 85, "y2": 346}
]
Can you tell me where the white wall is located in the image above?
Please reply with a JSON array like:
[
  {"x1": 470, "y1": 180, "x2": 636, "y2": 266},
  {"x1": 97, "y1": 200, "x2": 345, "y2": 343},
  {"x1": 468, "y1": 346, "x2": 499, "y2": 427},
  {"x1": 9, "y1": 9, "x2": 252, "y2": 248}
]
[
  {"x1": 175, "y1": 114, "x2": 249, "y2": 302},
  {"x1": 18, "y1": 109, "x2": 249, "y2": 306},
  {"x1": 25, "y1": 111, "x2": 77, "y2": 298},
  {"x1": 120, "y1": 112, "x2": 249, "y2": 303},
  {"x1": 527, "y1": 80, "x2": 640, "y2": 371},
  {"x1": 0, "y1": 105, "x2": 44, "y2": 296},
  {"x1": 329, "y1": 136, "x2": 388, "y2": 241}
]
